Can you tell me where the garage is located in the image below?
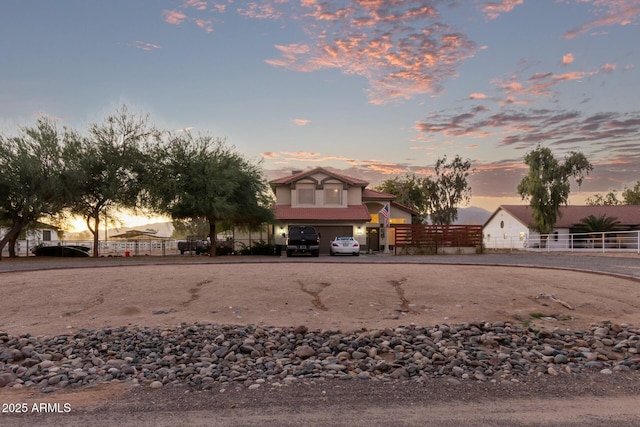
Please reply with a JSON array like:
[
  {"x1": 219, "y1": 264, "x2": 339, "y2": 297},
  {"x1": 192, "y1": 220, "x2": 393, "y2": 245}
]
[{"x1": 314, "y1": 226, "x2": 353, "y2": 254}]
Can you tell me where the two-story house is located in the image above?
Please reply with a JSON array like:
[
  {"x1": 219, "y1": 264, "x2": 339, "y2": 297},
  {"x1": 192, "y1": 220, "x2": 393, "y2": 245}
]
[{"x1": 270, "y1": 167, "x2": 417, "y2": 254}]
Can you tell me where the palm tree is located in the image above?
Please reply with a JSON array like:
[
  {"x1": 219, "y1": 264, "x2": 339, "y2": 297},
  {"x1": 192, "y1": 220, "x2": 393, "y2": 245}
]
[
  {"x1": 578, "y1": 214, "x2": 621, "y2": 248},
  {"x1": 578, "y1": 214, "x2": 621, "y2": 232}
]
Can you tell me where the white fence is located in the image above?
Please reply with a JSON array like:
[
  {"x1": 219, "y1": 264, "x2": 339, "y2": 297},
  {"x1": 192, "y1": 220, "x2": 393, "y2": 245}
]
[
  {"x1": 526, "y1": 230, "x2": 640, "y2": 253},
  {"x1": 2, "y1": 239, "x2": 181, "y2": 257},
  {"x1": 486, "y1": 230, "x2": 640, "y2": 253}
]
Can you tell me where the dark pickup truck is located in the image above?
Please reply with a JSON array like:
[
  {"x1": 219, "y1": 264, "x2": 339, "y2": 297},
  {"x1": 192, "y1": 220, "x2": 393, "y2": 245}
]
[
  {"x1": 177, "y1": 239, "x2": 211, "y2": 255},
  {"x1": 286, "y1": 226, "x2": 320, "y2": 257}
]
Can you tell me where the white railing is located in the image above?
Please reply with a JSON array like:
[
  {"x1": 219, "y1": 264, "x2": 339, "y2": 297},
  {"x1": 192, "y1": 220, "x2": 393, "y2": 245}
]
[
  {"x1": 524, "y1": 230, "x2": 640, "y2": 253},
  {"x1": 2, "y1": 239, "x2": 180, "y2": 257}
]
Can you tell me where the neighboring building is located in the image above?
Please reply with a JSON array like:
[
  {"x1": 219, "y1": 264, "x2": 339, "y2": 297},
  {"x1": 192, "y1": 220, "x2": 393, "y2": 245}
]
[
  {"x1": 484, "y1": 205, "x2": 640, "y2": 250},
  {"x1": 0, "y1": 222, "x2": 61, "y2": 256},
  {"x1": 270, "y1": 167, "x2": 417, "y2": 254}
]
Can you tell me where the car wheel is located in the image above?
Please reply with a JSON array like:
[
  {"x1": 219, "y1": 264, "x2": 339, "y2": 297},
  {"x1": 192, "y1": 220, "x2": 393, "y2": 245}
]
[
  {"x1": 313, "y1": 251, "x2": 320, "y2": 257},
  {"x1": 286, "y1": 250, "x2": 292, "y2": 257},
  {"x1": 180, "y1": 249, "x2": 185, "y2": 255}
]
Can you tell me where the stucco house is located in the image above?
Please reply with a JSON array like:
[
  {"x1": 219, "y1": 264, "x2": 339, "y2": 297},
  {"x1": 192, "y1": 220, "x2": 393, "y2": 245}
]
[
  {"x1": 270, "y1": 167, "x2": 417, "y2": 254},
  {"x1": 484, "y1": 205, "x2": 640, "y2": 250}
]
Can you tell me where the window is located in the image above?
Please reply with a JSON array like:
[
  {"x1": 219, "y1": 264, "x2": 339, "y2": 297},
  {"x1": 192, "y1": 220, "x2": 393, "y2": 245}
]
[
  {"x1": 298, "y1": 188, "x2": 315, "y2": 205},
  {"x1": 324, "y1": 187, "x2": 342, "y2": 205},
  {"x1": 42, "y1": 230, "x2": 52, "y2": 241}
]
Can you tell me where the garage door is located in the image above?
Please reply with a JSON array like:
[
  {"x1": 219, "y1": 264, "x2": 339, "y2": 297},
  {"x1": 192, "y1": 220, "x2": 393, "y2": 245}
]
[{"x1": 315, "y1": 226, "x2": 353, "y2": 254}]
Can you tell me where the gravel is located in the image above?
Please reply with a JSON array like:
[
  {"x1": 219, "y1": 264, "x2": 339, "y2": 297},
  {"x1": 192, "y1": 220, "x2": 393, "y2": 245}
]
[{"x1": 1, "y1": 320, "x2": 639, "y2": 392}]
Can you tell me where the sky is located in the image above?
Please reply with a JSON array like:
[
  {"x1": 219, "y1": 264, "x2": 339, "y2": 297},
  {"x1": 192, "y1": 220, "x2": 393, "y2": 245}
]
[{"x1": 2, "y1": 0, "x2": 640, "y2": 225}]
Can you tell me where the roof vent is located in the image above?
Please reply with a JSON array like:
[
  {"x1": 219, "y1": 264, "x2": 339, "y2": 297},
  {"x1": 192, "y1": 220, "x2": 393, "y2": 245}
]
[{"x1": 292, "y1": 169, "x2": 303, "y2": 175}]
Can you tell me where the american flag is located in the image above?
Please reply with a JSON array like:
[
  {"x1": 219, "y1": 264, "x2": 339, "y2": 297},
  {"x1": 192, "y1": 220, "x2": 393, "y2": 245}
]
[{"x1": 379, "y1": 204, "x2": 390, "y2": 227}]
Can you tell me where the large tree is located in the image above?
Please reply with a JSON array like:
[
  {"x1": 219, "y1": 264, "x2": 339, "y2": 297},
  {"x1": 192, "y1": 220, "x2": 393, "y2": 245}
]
[
  {"x1": 68, "y1": 106, "x2": 157, "y2": 256},
  {"x1": 145, "y1": 133, "x2": 273, "y2": 255},
  {"x1": 375, "y1": 155, "x2": 473, "y2": 225},
  {"x1": 428, "y1": 155, "x2": 474, "y2": 225},
  {"x1": 517, "y1": 145, "x2": 593, "y2": 239},
  {"x1": 0, "y1": 119, "x2": 83, "y2": 258},
  {"x1": 375, "y1": 174, "x2": 430, "y2": 223},
  {"x1": 622, "y1": 181, "x2": 640, "y2": 205}
]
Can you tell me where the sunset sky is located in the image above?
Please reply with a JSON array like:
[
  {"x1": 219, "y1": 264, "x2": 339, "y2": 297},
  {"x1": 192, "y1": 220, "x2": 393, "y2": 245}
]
[{"x1": 2, "y1": 0, "x2": 640, "y2": 217}]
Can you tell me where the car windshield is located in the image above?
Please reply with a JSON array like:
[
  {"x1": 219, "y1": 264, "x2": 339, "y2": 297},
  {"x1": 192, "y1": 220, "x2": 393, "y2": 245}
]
[{"x1": 335, "y1": 237, "x2": 353, "y2": 241}]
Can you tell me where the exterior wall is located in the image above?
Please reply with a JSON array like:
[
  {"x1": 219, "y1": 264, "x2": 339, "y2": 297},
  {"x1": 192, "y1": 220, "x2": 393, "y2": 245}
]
[
  {"x1": 274, "y1": 186, "x2": 291, "y2": 205},
  {"x1": 347, "y1": 186, "x2": 362, "y2": 205},
  {"x1": 483, "y1": 210, "x2": 529, "y2": 249}
]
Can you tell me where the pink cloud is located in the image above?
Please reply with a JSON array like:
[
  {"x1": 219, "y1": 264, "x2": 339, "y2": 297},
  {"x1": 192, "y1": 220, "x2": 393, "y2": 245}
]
[
  {"x1": 563, "y1": 0, "x2": 640, "y2": 39},
  {"x1": 292, "y1": 118, "x2": 310, "y2": 126},
  {"x1": 184, "y1": 0, "x2": 208, "y2": 11},
  {"x1": 237, "y1": 2, "x2": 282, "y2": 19},
  {"x1": 481, "y1": 0, "x2": 524, "y2": 20},
  {"x1": 163, "y1": 10, "x2": 187, "y2": 25},
  {"x1": 265, "y1": 1, "x2": 478, "y2": 104},
  {"x1": 563, "y1": 53, "x2": 574, "y2": 65},
  {"x1": 469, "y1": 93, "x2": 488, "y2": 100},
  {"x1": 134, "y1": 41, "x2": 161, "y2": 51}
]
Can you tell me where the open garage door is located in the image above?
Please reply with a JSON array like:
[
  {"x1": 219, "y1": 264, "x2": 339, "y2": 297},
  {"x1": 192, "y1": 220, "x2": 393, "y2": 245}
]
[{"x1": 315, "y1": 226, "x2": 353, "y2": 254}]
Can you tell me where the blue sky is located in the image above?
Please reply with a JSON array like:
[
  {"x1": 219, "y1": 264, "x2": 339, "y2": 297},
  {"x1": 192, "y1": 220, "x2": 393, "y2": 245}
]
[{"x1": 2, "y1": 0, "x2": 640, "y2": 216}]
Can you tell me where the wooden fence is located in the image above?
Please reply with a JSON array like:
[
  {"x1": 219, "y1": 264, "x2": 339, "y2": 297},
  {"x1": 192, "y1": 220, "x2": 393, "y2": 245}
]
[{"x1": 393, "y1": 224, "x2": 483, "y2": 254}]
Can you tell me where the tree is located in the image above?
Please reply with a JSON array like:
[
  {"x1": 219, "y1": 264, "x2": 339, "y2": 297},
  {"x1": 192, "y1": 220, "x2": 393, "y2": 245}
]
[
  {"x1": 171, "y1": 218, "x2": 210, "y2": 239},
  {"x1": 586, "y1": 191, "x2": 621, "y2": 206},
  {"x1": 375, "y1": 174, "x2": 430, "y2": 223},
  {"x1": 622, "y1": 181, "x2": 640, "y2": 205},
  {"x1": 68, "y1": 106, "x2": 158, "y2": 257},
  {"x1": 428, "y1": 155, "x2": 474, "y2": 225},
  {"x1": 517, "y1": 145, "x2": 593, "y2": 241},
  {"x1": 0, "y1": 119, "x2": 83, "y2": 258},
  {"x1": 145, "y1": 133, "x2": 273, "y2": 255},
  {"x1": 578, "y1": 214, "x2": 621, "y2": 232}
]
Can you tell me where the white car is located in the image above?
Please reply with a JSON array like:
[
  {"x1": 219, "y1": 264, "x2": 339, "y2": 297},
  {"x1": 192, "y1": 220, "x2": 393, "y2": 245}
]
[{"x1": 330, "y1": 236, "x2": 360, "y2": 256}]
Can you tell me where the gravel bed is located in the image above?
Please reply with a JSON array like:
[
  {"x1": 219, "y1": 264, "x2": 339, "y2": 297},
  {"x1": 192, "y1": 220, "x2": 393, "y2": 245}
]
[{"x1": 1, "y1": 320, "x2": 639, "y2": 392}]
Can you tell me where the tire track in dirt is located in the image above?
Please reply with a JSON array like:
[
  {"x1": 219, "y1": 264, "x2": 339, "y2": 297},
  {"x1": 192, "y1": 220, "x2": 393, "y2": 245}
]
[
  {"x1": 298, "y1": 280, "x2": 330, "y2": 311},
  {"x1": 179, "y1": 279, "x2": 211, "y2": 307},
  {"x1": 389, "y1": 277, "x2": 416, "y2": 313},
  {"x1": 63, "y1": 293, "x2": 105, "y2": 317}
]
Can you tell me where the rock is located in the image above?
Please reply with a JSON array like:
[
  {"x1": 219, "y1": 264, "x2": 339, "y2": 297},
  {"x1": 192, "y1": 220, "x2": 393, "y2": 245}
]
[
  {"x1": 0, "y1": 372, "x2": 17, "y2": 387},
  {"x1": 150, "y1": 381, "x2": 163, "y2": 389}
]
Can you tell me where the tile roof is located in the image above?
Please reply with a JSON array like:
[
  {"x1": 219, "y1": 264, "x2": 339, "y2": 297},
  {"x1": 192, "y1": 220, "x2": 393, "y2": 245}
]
[
  {"x1": 492, "y1": 205, "x2": 640, "y2": 228},
  {"x1": 362, "y1": 188, "x2": 395, "y2": 200},
  {"x1": 272, "y1": 205, "x2": 372, "y2": 221},
  {"x1": 269, "y1": 167, "x2": 369, "y2": 186}
]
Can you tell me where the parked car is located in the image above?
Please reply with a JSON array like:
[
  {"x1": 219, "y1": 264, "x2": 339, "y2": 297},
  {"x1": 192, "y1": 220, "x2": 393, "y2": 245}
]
[
  {"x1": 32, "y1": 245, "x2": 90, "y2": 257},
  {"x1": 286, "y1": 226, "x2": 320, "y2": 257},
  {"x1": 329, "y1": 236, "x2": 360, "y2": 256}
]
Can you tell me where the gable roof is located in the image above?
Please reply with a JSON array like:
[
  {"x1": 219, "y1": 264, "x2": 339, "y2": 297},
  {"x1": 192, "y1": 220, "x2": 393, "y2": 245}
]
[
  {"x1": 487, "y1": 205, "x2": 640, "y2": 229},
  {"x1": 272, "y1": 205, "x2": 371, "y2": 221},
  {"x1": 269, "y1": 167, "x2": 369, "y2": 186}
]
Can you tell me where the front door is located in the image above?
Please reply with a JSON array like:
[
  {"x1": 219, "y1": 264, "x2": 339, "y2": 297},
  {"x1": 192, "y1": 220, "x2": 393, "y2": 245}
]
[{"x1": 366, "y1": 227, "x2": 379, "y2": 251}]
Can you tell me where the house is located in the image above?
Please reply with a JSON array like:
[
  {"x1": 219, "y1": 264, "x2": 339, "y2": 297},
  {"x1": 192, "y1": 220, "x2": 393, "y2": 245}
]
[
  {"x1": 484, "y1": 205, "x2": 640, "y2": 249},
  {"x1": 270, "y1": 167, "x2": 417, "y2": 254},
  {"x1": 0, "y1": 221, "x2": 61, "y2": 256}
]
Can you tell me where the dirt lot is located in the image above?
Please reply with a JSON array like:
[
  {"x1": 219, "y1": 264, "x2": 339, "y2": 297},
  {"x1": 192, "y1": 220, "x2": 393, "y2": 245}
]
[
  {"x1": 2, "y1": 263, "x2": 639, "y2": 336},
  {"x1": 1, "y1": 260, "x2": 640, "y2": 426}
]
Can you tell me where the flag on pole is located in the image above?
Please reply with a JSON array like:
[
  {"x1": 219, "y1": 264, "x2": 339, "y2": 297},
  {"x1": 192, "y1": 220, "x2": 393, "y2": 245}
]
[{"x1": 379, "y1": 203, "x2": 390, "y2": 227}]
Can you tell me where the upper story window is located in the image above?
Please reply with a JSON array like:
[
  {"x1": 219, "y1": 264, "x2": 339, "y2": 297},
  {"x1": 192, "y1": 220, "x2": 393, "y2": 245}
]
[
  {"x1": 42, "y1": 230, "x2": 52, "y2": 241},
  {"x1": 297, "y1": 188, "x2": 315, "y2": 205},
  {"x1": 324, "y1": 187, "x2": 342, "y2": 205}
]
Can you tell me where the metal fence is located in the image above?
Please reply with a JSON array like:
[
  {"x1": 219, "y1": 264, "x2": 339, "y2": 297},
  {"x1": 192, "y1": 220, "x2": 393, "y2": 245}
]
[{"x1": 524, "y1": 230, "x2": 640, "y2": 253}]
